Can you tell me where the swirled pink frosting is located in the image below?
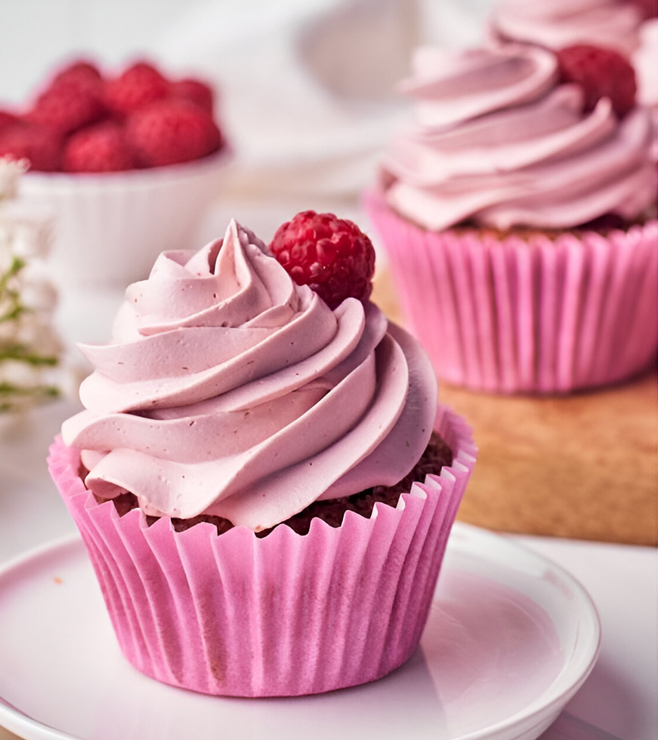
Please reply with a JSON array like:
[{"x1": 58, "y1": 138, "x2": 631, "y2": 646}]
[
  {"x1": 634, "y1": 19, "x2": 658, "y2": 110},
  {"x1": 62, "y1": 220, "x2": 437, "y2": 531},
  {"x1": 382, "y1": 44, "x2": 657, "y2": 231},
  {"x1": 491, "y1": 0, "x2": 645, "y2": 55}
]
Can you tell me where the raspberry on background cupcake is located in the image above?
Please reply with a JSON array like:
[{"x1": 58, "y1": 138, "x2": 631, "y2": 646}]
[
  {"x1": 365, "y1": 42, "x2": 657, "y2": 394},
  {"x1": 48, "y1": 213, "x2": 477, "y2": 697}
]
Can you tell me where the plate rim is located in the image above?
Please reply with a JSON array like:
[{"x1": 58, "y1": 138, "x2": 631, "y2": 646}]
[
  {"x1": 0, "y1": 523, "x2": 602, "y2": 740},
  {"x1": 441, "y1": 524, "x2": 602, "y2": 740}
]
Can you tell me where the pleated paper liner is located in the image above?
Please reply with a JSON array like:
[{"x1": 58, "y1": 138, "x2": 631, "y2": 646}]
[
  {"x1": 48, "y1": 404, "x2": 476, "y2": 698},
  {"x1": 365, "y1": 190, "x2": 658, "y2": 394}
]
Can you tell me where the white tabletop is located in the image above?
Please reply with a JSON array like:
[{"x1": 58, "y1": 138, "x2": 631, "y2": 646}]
[
  {"x1": 1, "y1": 281, "x2": 657, "y2": 740},
  {"x1": 1, "y1": 394, "x2": 657, "y2": 740}
]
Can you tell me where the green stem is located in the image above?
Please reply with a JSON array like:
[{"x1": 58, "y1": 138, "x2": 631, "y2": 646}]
[
  {"x1": 0, "y1": 256, "x2": 25, "y2": 294},
  {"x1": 0, "y1": 382, "x2": 60, "y2": 413},
  {"x1": 0, "y1": 303, "x2": 25, "y2": 323},
  {"x1": 0, "y1": 344, "x2": 59, "y2": 367}
]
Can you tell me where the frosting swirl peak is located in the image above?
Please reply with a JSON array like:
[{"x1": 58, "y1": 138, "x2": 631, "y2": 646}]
[{"x1": 63, "y1": 221, "x2": 437, "y2": 531}]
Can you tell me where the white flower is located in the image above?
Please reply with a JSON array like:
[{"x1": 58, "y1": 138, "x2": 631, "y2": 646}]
[
  {"x1": 0, "y1": 158, "x2": 62, "y2": 414},
  {"x1": 0, "y1": 203, "x2": 53, "y2": 260},
  {"x1": 19, "y1": 262, "x2": 59, "y2": 313},
  {"x1": 0, "y1": 157, "x2": 28, "y2": 201}
]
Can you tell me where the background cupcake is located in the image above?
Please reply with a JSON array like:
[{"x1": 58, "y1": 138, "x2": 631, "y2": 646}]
[
  {"x1": 48, "y1": 214, "x2": 477, "y2": 697},
  {"x1": 365, "y1": 42, "x2": 657, "y2": 394}
]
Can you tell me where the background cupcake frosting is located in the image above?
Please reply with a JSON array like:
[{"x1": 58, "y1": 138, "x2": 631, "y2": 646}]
[
  {"x1": 382, "y1": 43, "x2": 656, "y2": 231},
  {"x1": 490, "y1": 0, "x2": 649, "y2": 55}
]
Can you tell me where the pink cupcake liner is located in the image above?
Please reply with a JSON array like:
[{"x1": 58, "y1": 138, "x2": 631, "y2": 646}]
[
  {"x1": 47, "y1": 404, "x2": 476, "y2": 698},
  {"x1": 365, "y1": 190, "x2": 658, "y2": 393}
]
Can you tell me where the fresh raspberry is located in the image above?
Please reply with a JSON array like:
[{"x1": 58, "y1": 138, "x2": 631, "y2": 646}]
[
  {"x1": 62, "y1": 122, "x2": 136, "y2": 173},
  {"x1": 269, "y1": 211, "x2": 376, "y2": 310},
  {"x1": 126, "y1": 99, "x2": 222, "y2": 167},
  {"x1": 25, "y1": 81, "x2": 107, "y2": 136},
  {"x1": 51, "y1": 59, "x2": 103, "y2": 93},
  {"x1": 628, "y1": 0, "x2": 657, "y2": 19},
  {"x1": 0, "y1": 109, "x2": 20, "y2": 134},
  {"x1": 104, "y1": 61, "x2": 169, "y2": 116},
  {"x1": 0, "y1": 124, "x2": 61, "y2": 171},
  {"x1": 169, "y1": 78, "x2": 215, "y2": 113},
  {"x1": 557, "y1": 44, "x2": 637, "y2": 117}
]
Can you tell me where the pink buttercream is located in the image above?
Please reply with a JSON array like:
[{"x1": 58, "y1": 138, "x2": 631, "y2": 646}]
[
  {"x1": 383, "y1": 44, "x2": 656, "y2": 231},
  {"x1": 634, "y1": 19, "x2": 658, "y2": 110},
  {"x1": 491, "y1": 0, "x2": 645, "y2": 55},
  {"x1": 62, "y1": 220, "x2": 437, "y2": 531}
]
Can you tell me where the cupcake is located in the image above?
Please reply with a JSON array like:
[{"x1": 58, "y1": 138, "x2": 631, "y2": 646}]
[
  {"x1": 365, "y1": 42, "x2": 657, "y2": 393},
  {"x1": 47, "y1": 213, "x2": 476, "y2": 697},
  {"x1": 0, "y1": 58, "x2": 229, "y2": 288}
]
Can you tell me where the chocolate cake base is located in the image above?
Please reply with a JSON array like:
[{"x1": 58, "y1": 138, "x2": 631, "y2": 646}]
[{"x1": 91, "y1": 431, "x2": 453, "y2": 537}]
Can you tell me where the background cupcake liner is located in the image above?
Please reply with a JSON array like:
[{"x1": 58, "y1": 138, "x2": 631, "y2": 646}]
[
  {"x1": 365, "y1": 191, "x2": 658, "y2": 394},
  {"x1": 20, "y1": 150, "x2": 231, "y2": 289},
  {"x1": 48, "y1": 404, "x2": 476, "y2": 698}
]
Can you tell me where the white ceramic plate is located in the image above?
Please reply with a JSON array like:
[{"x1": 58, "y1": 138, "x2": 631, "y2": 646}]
[{"x1": 0, "y1": 523, "x2": 600, "y2": 740}]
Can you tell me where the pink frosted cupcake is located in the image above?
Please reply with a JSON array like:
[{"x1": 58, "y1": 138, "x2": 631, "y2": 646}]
[
  {"x1": 47, "y1": 215, "x2": 476, "y2": 697},
  {"x1": 365, "y1": 42, "x2": 657, "y2": 393}
]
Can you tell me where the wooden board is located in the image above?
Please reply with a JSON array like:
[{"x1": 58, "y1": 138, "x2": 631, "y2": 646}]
[{"x1": 373, "y1": 266, "x2": 658, "y2": 546}]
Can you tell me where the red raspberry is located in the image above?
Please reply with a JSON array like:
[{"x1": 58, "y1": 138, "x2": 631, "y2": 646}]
[
  {"x1": 104, "y1": 61, "x2": 169, "y2": 116},
  {"x1": 557, "y1": 44, "x2": 637, "y2": 117},
  {"x1": 269, "y1": 211, "x2": 376, "y2": 310},
  {"x1": 628, "y1": 0, "x2": 657, "y2": 19},
  {"x1": 126, "y1": 99, "x2": 222, "y2": 167},
  {"x1": 0, "y1": 110, "x2": 20, "y2": 134},
  {"x1": 25, "y1": 81, "x2": 107, "y2": 136},
  {"x1": 169, "y1": 78, "x2": 215, "y2": 113},
  {"x1": 0, "y1": 124, "x2": 61, "y2": 172},
  {"x1": 62, "y1": 122, "x2": 136, "y2": 173},
  {"x1": 51, "y1": 59, "x2": 103, "y2": 93}
]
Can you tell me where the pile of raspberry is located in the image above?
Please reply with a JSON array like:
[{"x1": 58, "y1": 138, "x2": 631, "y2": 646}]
[{"x1": 0, "y1": 59, "x2": 223, "y2": 173}]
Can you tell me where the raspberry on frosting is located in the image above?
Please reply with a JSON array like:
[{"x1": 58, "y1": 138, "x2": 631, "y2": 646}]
[
  {"x1": 557, "y1": 44, "x2": 637, "y2": 117},
  {"x1": 269, "y1": 210, "x2": 376, "y2": 310}
]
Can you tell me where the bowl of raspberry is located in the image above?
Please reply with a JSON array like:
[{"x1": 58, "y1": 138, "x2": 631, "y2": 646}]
[{"x1": 0, "y1": 58, "x2": 230, "y2": 288}]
